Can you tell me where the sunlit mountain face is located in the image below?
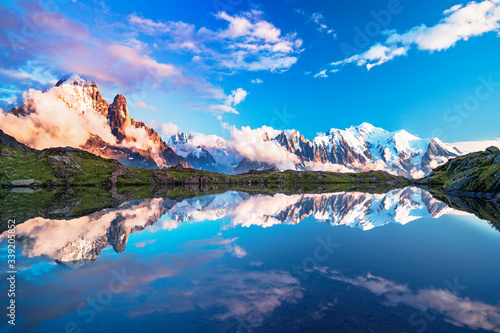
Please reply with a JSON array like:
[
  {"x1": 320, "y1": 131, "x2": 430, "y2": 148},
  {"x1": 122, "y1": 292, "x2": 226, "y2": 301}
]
[{"x1": 1, "y1": 187, "x2": 500, "y2": 333}]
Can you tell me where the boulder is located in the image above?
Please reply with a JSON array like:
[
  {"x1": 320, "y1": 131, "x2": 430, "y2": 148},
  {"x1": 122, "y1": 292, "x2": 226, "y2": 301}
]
[
  {"x1": 44, "y1": 155, "x2": 83, "y2": 176},
  {"x1": 1, "y1": 148, "x2": 13, "y2": 156},
  {"x1": 11, "y1": 179, "x2": 35, "y2": 187},
  {"x1": 171, "y1": 164, "x2": 187, "y2": 171},
  {"x1": 494, "y1": 154, "x2": 500, "y2": 165},
  {"x1": 44, "y1": 155, "x2": 72, "y2": 166},
  {"x1": 11, "y1": 187, "x2": 35, "y2": 194},
  {"x1": 485, "y1": 146, "x2": 499, "y2": 154}
]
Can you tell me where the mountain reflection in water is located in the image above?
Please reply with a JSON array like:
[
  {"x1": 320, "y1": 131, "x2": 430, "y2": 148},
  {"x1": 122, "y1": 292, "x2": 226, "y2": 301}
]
[
  {"x1": 2, "y1": 186, "x2": 500, "y2": 333},
  {"x1": 6, "y1": 187, "x2": 456, "y2": 267}
]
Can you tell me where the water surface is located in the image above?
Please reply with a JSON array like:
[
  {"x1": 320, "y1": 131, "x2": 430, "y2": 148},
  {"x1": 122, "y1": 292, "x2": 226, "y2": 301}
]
[{"x1": 1, "y1": 187, "x2": 499, "y2": 333}]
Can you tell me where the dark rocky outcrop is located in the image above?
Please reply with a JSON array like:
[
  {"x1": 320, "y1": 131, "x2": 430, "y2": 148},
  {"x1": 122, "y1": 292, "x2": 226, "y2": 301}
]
[
  {"x1": 0, "y1": 129, "x2": 35, "y2": 152},
  {"x1": 417, "y1": 146, "x2": 500, "y2": 194},
  {"x1": 231, "y1": 157, "x2": 277, "y2": 174}
]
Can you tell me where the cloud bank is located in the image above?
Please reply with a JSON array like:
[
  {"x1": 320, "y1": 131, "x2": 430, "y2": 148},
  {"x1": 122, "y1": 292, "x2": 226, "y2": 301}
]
[
  {"x1": 0, "y1": 87, "x2": 116, "y2": 149},
  {"x1": 128, "y1": 10, "x2": 303, "y2": 73}
]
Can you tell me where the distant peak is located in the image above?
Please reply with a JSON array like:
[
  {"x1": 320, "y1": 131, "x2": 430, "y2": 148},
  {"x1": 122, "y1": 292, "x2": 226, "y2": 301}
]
[
  {"x1": 358, "y1": 122, "x2": 376, "y2": 130},
  {"x1": 328, "y1": 122, "x2": 379, "y2": 136},
  {"x1": 393, "y1": 129, "x2": 420, "y2": 140},
  {"x1": 55, "y1": 74, "x2": 97, "y2": 87},
  {"x1": 169, "y1": 132, "x2": 193, "y2": 145}
]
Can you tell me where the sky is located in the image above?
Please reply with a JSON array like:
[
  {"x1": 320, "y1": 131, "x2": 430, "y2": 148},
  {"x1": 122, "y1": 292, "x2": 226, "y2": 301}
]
[{"x1": 1, "y1": 0, "x2": 500, "y2": 144}]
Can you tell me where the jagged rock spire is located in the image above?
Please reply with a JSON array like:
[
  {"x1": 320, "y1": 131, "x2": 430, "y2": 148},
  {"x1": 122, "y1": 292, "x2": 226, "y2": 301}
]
[{"x1": 107, "y1": 94, "x2": 132, "y2": 141}]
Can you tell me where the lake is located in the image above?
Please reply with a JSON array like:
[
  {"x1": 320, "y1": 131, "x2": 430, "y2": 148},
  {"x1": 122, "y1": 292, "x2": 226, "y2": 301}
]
[{"x1": 1, "y1": 186, "x2": 500, "y2": 333}]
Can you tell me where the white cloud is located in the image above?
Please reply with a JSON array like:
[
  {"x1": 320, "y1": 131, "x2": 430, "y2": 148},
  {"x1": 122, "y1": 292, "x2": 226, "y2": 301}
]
[
  {"x1": 295, "y1": 9, "x2": 336, "y2": 36},
  {"x1": 209, "y1": 104, "x2": 239, "y2": 114},
  {"x1": 449, "y1": 138, "x2": 500, "y2": 153},
  {"x1": 129, "y1": 10, "x2": 303, "y2": 73},
  {"x1": 226, "y1": 88, "x2": 248, "y2": 105},
  {"x1": 331, "y1": 0, "x2": 500, "y2": 70},
  {"x1": 160, "y1": 122, "x2": 181, "y2": 137},
  {"x1": 147, "y1": 119, "x2": 181, "y2": 140},
  {"x1": 0, "y1": 68, "x2": 38, "y2": 82},
  {"x1": 0, "y1": 87, "x2": 117, "y2": 149},
  {"x1": 313, "y1": 69, "x2": 329, "y2": 78},
  {"x1": 250, "y1": 78, "x2": 264, "y2": 84},
  {"x1": 444, "y1": 4, "x2": 464, "y2": 14},
  {"x1": 135, "y1": 100, "x2": 157, "y2": 111},
  {"x1": 207, "y1": 88, "x2": 248, "y2": 115},
  {"x1": 230, "y1": 245, "x2": 247, "y2": 258},
  {"x1": 172, "y1": 125, "x2": 300, "y2": 169},
  {"x1": 332, "y1": 43, "x2": 408, "y2": 70},
  {"x1": 224, "y1": 125, "x2": 300, "y2": 169}
]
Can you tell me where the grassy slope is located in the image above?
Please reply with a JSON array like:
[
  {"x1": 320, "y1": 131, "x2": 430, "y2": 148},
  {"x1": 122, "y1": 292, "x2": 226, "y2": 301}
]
[
  {"x1": 0, "y1": 145, "x2": 409, "y2": 187},
  {"x1": 418, "y1": 148, "x2": 500, "y2": 194}
]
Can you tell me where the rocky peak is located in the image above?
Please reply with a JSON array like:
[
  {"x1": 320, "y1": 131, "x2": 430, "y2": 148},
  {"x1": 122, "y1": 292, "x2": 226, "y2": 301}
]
[
  {"x1": 55, "y1": 74, "x2": 108, "y2": 117},
  {"x1": 55, "y1": 74, "x2": 97, "y2": 88},
  {"x1": 107, "y1": 94, "x2": 132, "y2": 141},
  {"x1": 169, "y1": 132, "x2": 194, "y2": 146},
  {"x1": 486, "y1": 146, "x2": 499, "y2": 154},
  {"x1": 10, "y1": 99, "x2": 37, "y2": 117}
]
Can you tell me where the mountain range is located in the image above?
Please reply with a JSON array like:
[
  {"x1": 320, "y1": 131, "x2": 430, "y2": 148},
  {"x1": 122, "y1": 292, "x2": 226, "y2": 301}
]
[
  {"x1": 170, "y1": 123, "x2": 461, "y2": 178},
  {"x1": 3, "y1": 74, "x2": 461, "y2": 178}
]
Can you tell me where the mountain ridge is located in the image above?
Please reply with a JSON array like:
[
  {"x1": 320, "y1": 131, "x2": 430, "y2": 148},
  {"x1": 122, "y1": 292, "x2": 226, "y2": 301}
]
[
  {"x1": 170, "y1": 123, "x2": 461, "y2": 178},
  {"x1": 3, "y1": 74, "x2": 460, "y2": 177}
]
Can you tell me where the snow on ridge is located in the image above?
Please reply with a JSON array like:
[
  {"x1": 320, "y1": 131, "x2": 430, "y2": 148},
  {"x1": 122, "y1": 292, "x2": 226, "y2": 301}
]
[
  {"x1": 56, "y1": 74, "x2": 96, "y2": 87},
  {"x1": 167, "y1": 123, "x2": 461, "y2": 177}
]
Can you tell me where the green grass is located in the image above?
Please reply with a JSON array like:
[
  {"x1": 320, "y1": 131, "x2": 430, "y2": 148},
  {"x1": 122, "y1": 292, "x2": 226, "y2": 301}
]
[
  {"x1": 0, "y1": 145, "x2": 409, "y2": 189},
  {"x1": 420, "y1": 149, "x2": 500, "y2": 193}
]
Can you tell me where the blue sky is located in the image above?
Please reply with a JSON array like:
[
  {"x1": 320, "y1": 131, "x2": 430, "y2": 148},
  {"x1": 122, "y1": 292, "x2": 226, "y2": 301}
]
[{"x1": 1, "y1": 0, "x2": 500, "y2": 143}]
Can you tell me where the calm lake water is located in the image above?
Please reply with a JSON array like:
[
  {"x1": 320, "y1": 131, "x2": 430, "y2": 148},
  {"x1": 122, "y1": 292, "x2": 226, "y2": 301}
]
[{"x1": 1, "y1": 187, "x2": 500, "y2": 333}]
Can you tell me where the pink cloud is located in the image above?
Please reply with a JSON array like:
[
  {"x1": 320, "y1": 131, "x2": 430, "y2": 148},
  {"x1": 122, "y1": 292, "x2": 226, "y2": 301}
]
[{"x1": 0, "y1": 1, "x2": 224, "y2": 101}]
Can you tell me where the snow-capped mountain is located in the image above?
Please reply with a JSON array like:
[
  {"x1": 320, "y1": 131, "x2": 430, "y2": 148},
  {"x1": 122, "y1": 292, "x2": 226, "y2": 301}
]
[
  {"x1": 5, "y1": 188, "x2": 458, "y2": 268},
  {"x1": 170, "y1": 123, "x2": 461, "y2": 177},
  {"x1": 168, "y1": 132, "x2": 193, "y2": 146},
  {"x1": 8, "y1": 74, "x2": 190, "y2": 169},
  {"x1": 185, "y1": 146, "x2": 228, "y2": 172},
  {"x1": 4, "y1": 74, "x2": 458, "y2": 176}
]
